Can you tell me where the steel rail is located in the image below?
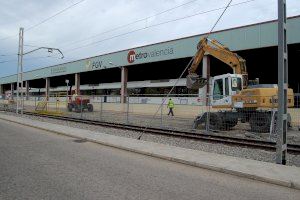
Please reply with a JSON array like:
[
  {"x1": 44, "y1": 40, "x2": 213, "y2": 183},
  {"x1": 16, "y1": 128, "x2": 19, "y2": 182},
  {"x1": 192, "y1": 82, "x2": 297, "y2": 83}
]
[{"x1": 7, "y1": 110, "x2": 298, "y2": 154}]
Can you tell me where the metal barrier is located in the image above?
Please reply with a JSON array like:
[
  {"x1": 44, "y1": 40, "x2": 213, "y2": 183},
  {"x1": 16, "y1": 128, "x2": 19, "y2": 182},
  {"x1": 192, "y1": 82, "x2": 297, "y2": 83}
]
[{"x1": 1, "y1": 94, "x2": 299, "y2": 144}]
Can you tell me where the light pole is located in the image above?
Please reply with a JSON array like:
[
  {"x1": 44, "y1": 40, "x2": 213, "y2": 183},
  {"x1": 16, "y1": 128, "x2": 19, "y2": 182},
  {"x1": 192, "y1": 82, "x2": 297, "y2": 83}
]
[
  {"x1": 65, "y1": 79, "x2": 69, "y2": 101},
  {"x1": 16, "y1": 27, "x2": 64, "y2": 115}
]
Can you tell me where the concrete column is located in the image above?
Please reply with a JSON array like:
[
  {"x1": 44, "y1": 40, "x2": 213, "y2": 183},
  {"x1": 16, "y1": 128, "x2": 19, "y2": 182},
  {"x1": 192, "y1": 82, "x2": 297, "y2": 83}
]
[
  {"x1": 25, "y1": 81, "x2": 29, "y2": 100},
  {"x1": 199, "y1": 55, "x2": 210, "y2": 105},
  {"x1": 0, "y1": 84, "x2": 4, "y2": 99},
  {"x1": 10, "y1": 83, "x2": 14, "y2": 100},
  {"x1": 45, "y1": 78, "x2": 50, "y2": 101},
  {"x1": 0, "y1": 84, "x2": 3, "y2": 95},
  {"x1": 120, "y1": 67, "x2": 128, "y2": 103},
  {"x1": 75, "y1": 73, "x2": 80, "y2": 95}
]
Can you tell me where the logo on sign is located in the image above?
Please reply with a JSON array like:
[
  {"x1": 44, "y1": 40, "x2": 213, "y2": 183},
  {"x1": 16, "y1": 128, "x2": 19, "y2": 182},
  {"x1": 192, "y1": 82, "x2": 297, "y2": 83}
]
[
  {"x1": 51, "y1": 66, "x2": 66, "y2": 74},
  {"x1": 127, "y1": 50, "x2": 136, "y2": 63},
  {"x1": 85, "y1": 59, "x2": 103, "y2": 70},
  {"x1": 85, "y1": 60, "x2": 92, "y2": 70},
  {"x1": 127, "y1": 47, "x2": 174, "y2": 63}
]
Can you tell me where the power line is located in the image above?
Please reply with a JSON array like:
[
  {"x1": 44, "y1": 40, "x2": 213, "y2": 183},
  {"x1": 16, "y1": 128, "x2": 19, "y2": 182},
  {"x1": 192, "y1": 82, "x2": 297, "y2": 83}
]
[
  {"x1": 0, "y1": 33, "x2": 18, "y2": 42},
  {"x1": 1, "y1": 0, "x2": 255, "y2": 65},
  {"x1": 0, "y1": 59, "x2": 18, "y2": 64},
  {"x1": 0, "y1": 0, "x2": 86, "y2": 41},
  {"x1": 208, "y1": 0, "x2": 233, "y2": 34},
  {"x1": 0, "y1": 57, "x2": 40, "y2": 64},
  {"x1": 60, "y1": 0, "x2": 200, "y2": 48},
  {"x1": 137, "y1": 0, "x2": 233, "y2": 140},
  {"x1": 64, "y1": 0, "x2": 255, "y2": 53},
  {"x1": 0, "y1": 44, "x2": 46, "y2": 57},
  {"x1": 0, "y1": 53, "x2": 17, "y2": 57},
  {"x1": 26, "y1": 0, "x2": 86, "y2": 32},
  {"x1": 0, "y1": 43, "x2": 64, "y2": 58},
  {"x1": 24, "y1": 44, "x2": 40, "y2": 48},
  {"x1": 0, "y1": 55, "x2": 66, "y2": 64}
]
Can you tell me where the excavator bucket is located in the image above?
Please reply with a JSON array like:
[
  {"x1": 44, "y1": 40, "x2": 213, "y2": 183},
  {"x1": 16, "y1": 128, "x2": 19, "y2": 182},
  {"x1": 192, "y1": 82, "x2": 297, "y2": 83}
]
[{"x1": 186, "y1": 73, "x2": 207, "y2": 89}]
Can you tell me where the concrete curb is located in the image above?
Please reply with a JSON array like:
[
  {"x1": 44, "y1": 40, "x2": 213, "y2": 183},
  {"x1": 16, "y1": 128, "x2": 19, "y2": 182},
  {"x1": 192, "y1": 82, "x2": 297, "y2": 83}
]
[{"x1": 0, "y1": 113, "x2": 299, "y2": 190}]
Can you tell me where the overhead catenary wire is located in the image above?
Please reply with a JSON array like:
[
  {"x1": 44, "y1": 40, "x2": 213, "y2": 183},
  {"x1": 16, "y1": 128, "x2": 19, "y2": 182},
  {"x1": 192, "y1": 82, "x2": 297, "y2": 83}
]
[
  {"x1": 0, "y1": 59, "x2": 18, "y2": 64},
  {"x1": 24, "y1": 44, "x2": 40, "y2": 48},
  {"x1": 0, "y1": 0, "x2": 199, "y2": 57},
  {"x1": 60, "y1": 0, "x2": 201, "y2": 48},
  {"x1": 0, "y1": 45, "x2": 44, "y2": 56},
  {"x1": 1, "y1": 0, "x2": 254, "y2": 60},
  {"x1": 136, "y1": 58, "x2": 194, "y2": 139},
  {"x1": 64, "y1": 0, "x2": 255, "y2": 53},
  {"x1": 1, "y1": 0, "x2": 240, "y2": 80},
  {"x1": 0, "y1": 53, "x2": 17, "y2": 57},
  {"x1": 0, "y1": 57, "x2": 44, "y2": 64},
  {"x1": 208, "y1": 0, "x2": 233, "y2": 34},
  {"x1": 26, "y1": 0, "x2": 86, "y2": 32},
  {"x1": 0, "y1": 0, "x2": 86, "y2": 41},
  {"x1": 1, "y1": 1, "x2": 248, "y2": 71},
  {"x1": 0, "y1": 45, "x2": 68, "y2": 64},
  {"x1": 137, "y1": 0, "x2": 233, "y2": 140},
  {"x1": 0, "y1": 55, "x2": 68, "y2": 64},
  {"x1": 0, "y1": 44, "x2": 48, "y2": 58}
]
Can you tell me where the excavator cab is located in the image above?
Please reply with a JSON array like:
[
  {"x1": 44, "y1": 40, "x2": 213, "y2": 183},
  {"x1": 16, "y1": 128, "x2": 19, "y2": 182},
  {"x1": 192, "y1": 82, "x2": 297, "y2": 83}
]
[{"x1": 210, "y1": 74, "x2": 243, "y2": 108}]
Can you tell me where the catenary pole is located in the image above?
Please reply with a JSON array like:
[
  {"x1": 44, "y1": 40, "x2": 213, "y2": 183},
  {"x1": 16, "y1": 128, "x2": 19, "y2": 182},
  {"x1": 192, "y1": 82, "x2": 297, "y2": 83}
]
[
  {"x1": 15, "y1": 29, "x2": 64, "y2": 114},
  {"x1": 276, "y1": 0, "x2": 288, "y2": 165},
  {"x1": 17, "y1": 27, "x2": 24, "y2": 114}
]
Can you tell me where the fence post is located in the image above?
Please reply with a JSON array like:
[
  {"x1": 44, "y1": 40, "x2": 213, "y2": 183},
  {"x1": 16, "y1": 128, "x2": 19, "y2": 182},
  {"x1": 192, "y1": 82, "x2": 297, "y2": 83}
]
[
  {"x1": 80, "y1": 96, "x2": 83, "y2": 119},
  {"x1": 56, "y1": 96, "x2": 59, "y2": 113},
  {"x1": 160, "y1": 99, "x2": 163, "y2": 128},
  {"x1": 100, "y1": 96, "x2": 103, "y2": 121},
  {"x1": 46, "y1": 96, "x2": 48, "y2": 111},
  {"x1": 126, "y1": 96, "x2": 129, "y2": 124},
  {"x1": 298, "y1": 95, "x2": 300, "y2": 131},
  {"x1": 21, "y1": 92, "x2": 23, "y2": 115},
  {"x1": 269, "y1": 95, "x2": 276, "y2": 140},
  {"x1": 206, "y1": 94, "x2": 210, "y2": 132}
]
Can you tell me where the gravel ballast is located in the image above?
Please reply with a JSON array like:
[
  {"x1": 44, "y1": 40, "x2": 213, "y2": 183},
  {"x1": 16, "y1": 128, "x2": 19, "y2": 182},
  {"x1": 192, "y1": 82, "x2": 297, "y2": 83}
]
[{"x1": 1, "y1": 111, "x2": 300, "y2": 167}]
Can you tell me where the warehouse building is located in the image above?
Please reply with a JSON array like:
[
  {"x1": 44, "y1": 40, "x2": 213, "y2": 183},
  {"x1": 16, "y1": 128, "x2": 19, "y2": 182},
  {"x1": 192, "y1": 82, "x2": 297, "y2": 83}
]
[{"x1": 0, "y1": 15, "x2": 300, "y2": 103}]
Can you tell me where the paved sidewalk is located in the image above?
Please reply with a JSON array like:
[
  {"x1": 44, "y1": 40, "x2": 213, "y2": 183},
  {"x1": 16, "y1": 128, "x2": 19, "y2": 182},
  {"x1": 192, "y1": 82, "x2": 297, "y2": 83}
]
[{"x1": 0, "y1": 113, "x2": 299, "y2": 189}]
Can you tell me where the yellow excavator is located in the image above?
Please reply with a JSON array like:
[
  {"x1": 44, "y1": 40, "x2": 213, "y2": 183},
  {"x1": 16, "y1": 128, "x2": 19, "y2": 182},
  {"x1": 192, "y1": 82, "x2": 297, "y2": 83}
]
[{"x1": 187, "y1": 37, "x2": 294, "y2": 132}]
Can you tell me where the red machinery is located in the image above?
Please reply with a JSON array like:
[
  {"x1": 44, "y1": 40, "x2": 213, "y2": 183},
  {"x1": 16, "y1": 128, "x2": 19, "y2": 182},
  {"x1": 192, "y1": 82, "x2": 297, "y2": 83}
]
[{"x1": 67, "y1": 96, "x2": 93, "y2": 112}]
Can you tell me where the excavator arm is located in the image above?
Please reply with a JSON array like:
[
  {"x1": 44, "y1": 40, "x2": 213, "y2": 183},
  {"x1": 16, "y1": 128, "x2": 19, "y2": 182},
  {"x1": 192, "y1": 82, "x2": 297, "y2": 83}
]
[{"x1": 186, "y1": 37, "x2": 248, "y2": 89}]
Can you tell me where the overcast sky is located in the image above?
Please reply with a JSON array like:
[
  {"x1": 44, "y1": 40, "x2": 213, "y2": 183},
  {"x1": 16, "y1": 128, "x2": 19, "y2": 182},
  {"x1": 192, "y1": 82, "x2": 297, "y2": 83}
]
[{"x1": 0, "y1": 0, "x2": 299, "y2": 77}]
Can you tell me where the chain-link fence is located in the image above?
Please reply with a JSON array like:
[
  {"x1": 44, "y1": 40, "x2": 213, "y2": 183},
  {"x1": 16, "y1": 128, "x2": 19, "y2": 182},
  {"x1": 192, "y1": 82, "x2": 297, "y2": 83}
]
[
  {"x1": 0, "y1": 96, "x2": 16, "y2": 112},
  {"x1": 0, "y1": 93, "x2": 299, "y2": 143}
]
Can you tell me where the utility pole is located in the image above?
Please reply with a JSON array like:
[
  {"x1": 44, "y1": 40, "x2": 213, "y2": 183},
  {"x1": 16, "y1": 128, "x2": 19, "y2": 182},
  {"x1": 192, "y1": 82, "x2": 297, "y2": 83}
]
[
  {"x1": 17, "y1": 27, "x2": 24, "y2": 114},
  {"x1": 276, "y1": 0, "x2": 288, "y2": 165},
  {"x1": 15, "y1": 27, "x2": 64, "y2": 114}
]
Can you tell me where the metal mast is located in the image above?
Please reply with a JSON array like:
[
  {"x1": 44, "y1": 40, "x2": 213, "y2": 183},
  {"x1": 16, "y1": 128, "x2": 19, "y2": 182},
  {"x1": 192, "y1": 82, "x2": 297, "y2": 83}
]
[
  {"x1": 276, "y1": 0, "x2": 288, "y2": 165},
  {"x1": 17, "y1": 27, "x2": 24, "y2": 114}
]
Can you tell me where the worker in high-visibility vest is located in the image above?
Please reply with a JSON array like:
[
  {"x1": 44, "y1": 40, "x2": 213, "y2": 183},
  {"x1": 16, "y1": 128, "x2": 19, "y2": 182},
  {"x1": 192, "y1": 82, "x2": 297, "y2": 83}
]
[
  {"x1": 167, "y1": 98, "x2": 175, "y2": 116},
  {"x1": 71, "y1": 89, "x2": 78, "y2": 101}
]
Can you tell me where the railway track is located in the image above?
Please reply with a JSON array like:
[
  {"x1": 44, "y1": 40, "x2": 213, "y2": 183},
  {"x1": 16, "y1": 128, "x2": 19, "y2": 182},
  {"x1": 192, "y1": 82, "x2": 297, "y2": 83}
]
[{"x1": 1, "y1": 108, "x2": 300, "y2": 154}]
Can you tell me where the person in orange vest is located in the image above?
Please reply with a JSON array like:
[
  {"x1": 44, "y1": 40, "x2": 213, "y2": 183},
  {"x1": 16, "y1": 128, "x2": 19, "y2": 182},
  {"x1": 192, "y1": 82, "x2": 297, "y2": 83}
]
[{"x1": 167, "y1": 98, "x2": 175, "y2": 116}]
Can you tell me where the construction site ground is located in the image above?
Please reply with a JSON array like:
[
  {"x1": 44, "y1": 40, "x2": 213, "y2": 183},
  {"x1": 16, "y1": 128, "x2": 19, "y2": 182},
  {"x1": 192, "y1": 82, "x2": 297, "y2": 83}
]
[{"x1": 2, "y1": 103, "x2": 300, "y2": 145}]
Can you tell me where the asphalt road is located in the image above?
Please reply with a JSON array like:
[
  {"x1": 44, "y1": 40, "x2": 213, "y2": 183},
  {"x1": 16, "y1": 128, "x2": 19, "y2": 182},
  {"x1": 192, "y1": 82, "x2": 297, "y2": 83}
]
[{"x1": 0, "y1": 119, "x2": 299, "y2": 200}]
